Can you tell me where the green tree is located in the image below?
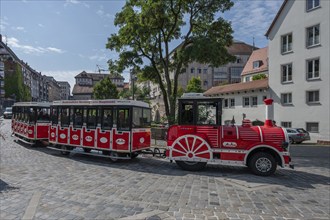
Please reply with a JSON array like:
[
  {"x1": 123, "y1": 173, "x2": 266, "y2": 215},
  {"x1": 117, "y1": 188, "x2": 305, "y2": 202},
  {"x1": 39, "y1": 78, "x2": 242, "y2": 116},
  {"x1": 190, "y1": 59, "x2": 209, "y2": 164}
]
[
  {"x1": 4, "y1": 61, "x2": 31, "y2": 101},
  {"x1": 186, "y1": 77, "x2": 203, "y2": 93},
  {"x1": 106, "y1": 0, "x2": 235, "y2": 125},
  {"x1": 93, "y1": 76, "x2": 119, "y2": 99},
  {"x1": 252, "y1": 73, "x2": 267, "y2": 81},
  {"x1": 119, "y1": 85, "x2": 150, "y2": 103}
]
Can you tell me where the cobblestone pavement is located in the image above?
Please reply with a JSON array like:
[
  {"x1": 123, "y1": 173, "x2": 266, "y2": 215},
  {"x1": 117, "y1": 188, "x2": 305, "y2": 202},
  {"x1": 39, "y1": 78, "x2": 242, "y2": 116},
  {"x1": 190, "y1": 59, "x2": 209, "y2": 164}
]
[{"x1": 1, "y1": 118, "x2": 329, "y2": 220}]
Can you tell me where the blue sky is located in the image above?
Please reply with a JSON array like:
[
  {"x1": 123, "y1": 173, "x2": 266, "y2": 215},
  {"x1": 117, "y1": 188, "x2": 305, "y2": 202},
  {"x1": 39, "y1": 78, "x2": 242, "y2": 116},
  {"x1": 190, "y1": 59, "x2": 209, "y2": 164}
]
[{"x1": 0, "y1": 0, "x2": 283, "y2": 91}]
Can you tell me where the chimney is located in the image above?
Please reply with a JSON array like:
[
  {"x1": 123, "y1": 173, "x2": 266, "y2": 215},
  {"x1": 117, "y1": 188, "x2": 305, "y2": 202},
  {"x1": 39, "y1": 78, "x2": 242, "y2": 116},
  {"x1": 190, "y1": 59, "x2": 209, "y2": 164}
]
[
  {"x1": 264, "y1": 98, "x2": 274, "y2": 127},
  {"x1": 0, "y1": 34, "x2": 2, "y2": 42}
]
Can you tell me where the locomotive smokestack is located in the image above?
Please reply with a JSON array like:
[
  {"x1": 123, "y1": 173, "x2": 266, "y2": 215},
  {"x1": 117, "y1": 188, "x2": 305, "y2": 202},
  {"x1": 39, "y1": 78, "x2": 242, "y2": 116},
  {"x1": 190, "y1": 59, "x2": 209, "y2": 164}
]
[{"x1": 264, "y1": 98, "x2": 274, "y2": 127}]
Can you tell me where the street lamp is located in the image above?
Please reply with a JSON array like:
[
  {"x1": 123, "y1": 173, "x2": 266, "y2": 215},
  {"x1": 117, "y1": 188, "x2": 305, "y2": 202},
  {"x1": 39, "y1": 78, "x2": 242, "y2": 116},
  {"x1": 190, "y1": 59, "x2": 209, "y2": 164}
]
[{"x1": 130, "y1": 69, "x2": 137, "y2": 100}]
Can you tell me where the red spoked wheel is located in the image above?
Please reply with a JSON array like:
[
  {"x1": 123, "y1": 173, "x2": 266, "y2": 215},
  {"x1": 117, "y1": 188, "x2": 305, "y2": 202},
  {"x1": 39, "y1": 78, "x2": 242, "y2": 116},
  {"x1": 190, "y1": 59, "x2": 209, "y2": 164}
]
[{"x1": 170, "y1": 135, "x2": 211, "y2": 171}]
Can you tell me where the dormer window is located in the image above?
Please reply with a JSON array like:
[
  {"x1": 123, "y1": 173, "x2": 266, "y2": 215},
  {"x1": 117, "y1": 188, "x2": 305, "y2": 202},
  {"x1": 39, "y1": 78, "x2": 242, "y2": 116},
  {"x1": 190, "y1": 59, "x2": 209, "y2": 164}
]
[{"x1": 253, "y1": 60, "x2": 262, "y2": 69}]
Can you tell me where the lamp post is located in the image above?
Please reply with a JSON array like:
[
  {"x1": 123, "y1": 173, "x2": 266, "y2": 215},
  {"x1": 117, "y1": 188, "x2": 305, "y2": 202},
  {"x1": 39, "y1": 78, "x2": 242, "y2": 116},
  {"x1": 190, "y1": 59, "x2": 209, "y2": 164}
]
[{"x1": 130, "y1": 69, "x2": 137, "y2": 100}]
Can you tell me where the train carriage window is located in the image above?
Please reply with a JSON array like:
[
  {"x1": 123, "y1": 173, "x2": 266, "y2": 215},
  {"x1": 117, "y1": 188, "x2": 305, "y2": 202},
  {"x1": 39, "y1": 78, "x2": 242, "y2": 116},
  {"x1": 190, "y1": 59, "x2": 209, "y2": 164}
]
[
  {"x1": 101, "y1": 108, "x2": 113, "y2": 130},
  {"x1": 86, "y1": 108, "x2": 98, "y2": 129},
  {"x1": 19, "y1": 107, "x2": 24, "y2": 121},
  {"x1": 143, "y1": 108, "x2": 151, "y2": 127},
  {"x1": 180, "y1": 102, "x2": 194, "y2": 125},
  {"x1": 117, "y1": 108, "x2": 130, "y2": 130},
  {"x1": 197, "y1": 102, "x2": 217, "y2": 125},
  {"x1": 37, "y1": 107, "x2": 50, "y2": 122},
  {"x1": 132, "y1": 107, "x2": 142, "y2": 128},
  {"x1": 29, "y1": 107, "x2": 36, "y2": 124},
  {"x1": 23, "y1": 107, "x2": 30, "y2": 123},
  {"x1": 51, "y1": 107, "x2": 58, "y2": 125},
  {"x1": 73, "y1": 107, "x2": 83, "y2": 128},
  {"x1": 60, "y1": 107, "x2": 70, "y2": 127}
]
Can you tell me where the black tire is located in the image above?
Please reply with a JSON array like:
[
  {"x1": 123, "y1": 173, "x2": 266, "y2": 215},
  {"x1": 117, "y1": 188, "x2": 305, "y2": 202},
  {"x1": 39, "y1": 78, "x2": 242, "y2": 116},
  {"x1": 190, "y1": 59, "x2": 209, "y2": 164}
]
[
  {"x1": 176, "y1": 161, "x2": 207, "y2": 171},
  {"x1": 102, "y1": 150, "x2": 110, "y2": 155},
  {"x1": 60, "y1": 145, "x2": 70, "y2": 156},
  {"x1": 83, "y1": 148, "x2": 91, "y2": 153},
  {"x1": 289, "y1": 137, "x2": 294, "y2": 144},
  {"x1": 130, "y1": 152, "x2": 139, "y2": 159},
  {"x1": 109, "y1": 151, "x2": 119, "y2": 162},
  {"x1": 295, "y1": 141, "x2": 302, "y2": 144},
  {"x1": 248, "y1": 152, "x2": 277, "y2": 176}
]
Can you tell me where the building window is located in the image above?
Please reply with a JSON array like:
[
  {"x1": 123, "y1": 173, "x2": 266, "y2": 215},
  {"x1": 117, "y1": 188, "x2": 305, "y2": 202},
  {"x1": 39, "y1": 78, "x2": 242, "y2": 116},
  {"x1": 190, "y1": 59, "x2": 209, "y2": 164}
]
[
  {"x1": 253, "y1": 61, "x2": 261, "y2": 69},
  {"x1": 203, "y1": 80, "x2": 208, "y2": 86},
  {"x1": 203, "y1": 68, "x2": 208, "y2": 74},
  {"x1": 281, "y1": 93, "x2": 292, "y2": 105},
  {"x1": 224, "y1": 99, "x2": 228, "y2": 108},
  {"x1": 236, "y1": 58, "x2": 242, "y2": 63},
  {"x1": 190, "y1": 68, "x2": 195, "y2": 74},
  {"x1": 263, "y1": 96, "x2": 267, "y2": 101},
  {"x1": 230, "y1": 98, "x2": 235, "y2": 108},
  {"x1": 306, "y1": 58, "x2": 320, "y2": 79},
  {"x1": 306, "y1": 0, "x2": 320, "y2": 11},
  {"x1": 281, "y1": 121, "x2": 292, "y2": 128},
  {"x1": 281, "y1": 63, "x2": 292, "y2": 83},
  {"x1": 251, "y1": 97, "x2": 258, "y2": 106},
  {"x1": 243, "y1": 97, "x2": 250, "y2": 107},
  {"x1": 198, "y1": 68, "x2": 202, "y2": 74},
  {"x1": 306, "y1": 90, "x2": 320, "y2": 104},
  {"x1": 245, "y1": 76, "x2": 251, "y2": 82},
  {"x1": 281, "y1": 33, "x2": 292, "y2": 53},
  {"x1": 306, "y1": 122, "x2": 319, "y2": 133},
  {"x1": 306, "y1": 24, "x2": 320, "y2": 47},
  {"x1": 230, "y1": 67, "x2": 243, "y2": 78}
]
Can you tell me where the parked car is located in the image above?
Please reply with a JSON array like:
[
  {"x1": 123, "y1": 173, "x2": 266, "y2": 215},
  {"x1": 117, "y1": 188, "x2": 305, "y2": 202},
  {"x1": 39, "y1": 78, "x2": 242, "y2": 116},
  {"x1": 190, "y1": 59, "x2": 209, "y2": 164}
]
[
  {"x1": 286, "y1": 128, "x2": 311, "y2": 144},
  {"x1": 3, "y1": 107, "x2": 12, "y2": 119}
]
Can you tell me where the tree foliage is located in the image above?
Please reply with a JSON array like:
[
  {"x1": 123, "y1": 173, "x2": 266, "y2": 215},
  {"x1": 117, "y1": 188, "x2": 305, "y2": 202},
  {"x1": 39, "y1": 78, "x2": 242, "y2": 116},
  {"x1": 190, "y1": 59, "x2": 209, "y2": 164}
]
[
  {"x1": 186, "y1": 76, "x2": 203, "y2": 93},
  {"x1": 93, "y1": 76, "x2": 119, "y2": 99},
  {"x1": 106, "y1": 0, "x2": 235, "y2": 124},
  {"x1": 252, "y1": 73, "x2": 267, "y2": 81},
  {"x1": 4, "y1": 61, "x2": 31, "y2": 101},
  {"x1": 119, "y1": 85, "x2": 151, "y2": 104}
]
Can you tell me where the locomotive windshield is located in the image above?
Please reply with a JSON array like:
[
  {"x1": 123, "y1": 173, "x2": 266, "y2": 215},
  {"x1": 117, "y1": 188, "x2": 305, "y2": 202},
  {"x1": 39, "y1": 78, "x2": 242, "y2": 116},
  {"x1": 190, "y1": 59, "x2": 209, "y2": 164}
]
[{"x1": 178, "y1": 94, "x2": 222, "y2": 125}]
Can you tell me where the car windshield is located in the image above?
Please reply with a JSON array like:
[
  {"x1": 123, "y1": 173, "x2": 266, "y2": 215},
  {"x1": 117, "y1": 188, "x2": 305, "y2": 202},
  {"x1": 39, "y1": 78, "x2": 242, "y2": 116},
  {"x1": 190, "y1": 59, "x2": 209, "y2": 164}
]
[
  {"x1": 5, "y1": 108, "x2": 12, "y2": 112},
  {"x1": 296, "y1": 128, "x2": 307, "y2": 133}
]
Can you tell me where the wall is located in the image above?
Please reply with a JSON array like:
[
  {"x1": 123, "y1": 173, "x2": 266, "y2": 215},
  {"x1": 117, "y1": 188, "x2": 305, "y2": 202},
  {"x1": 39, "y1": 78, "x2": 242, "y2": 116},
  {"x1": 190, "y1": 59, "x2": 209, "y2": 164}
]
[{"x1": 268, "y1": 0, "x2": 330, "y2": 141}]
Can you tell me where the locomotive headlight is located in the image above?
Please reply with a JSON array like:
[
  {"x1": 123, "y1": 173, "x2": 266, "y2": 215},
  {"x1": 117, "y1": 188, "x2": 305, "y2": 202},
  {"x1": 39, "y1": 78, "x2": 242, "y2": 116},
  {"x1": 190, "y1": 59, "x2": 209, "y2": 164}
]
[{"x1": 282, "y1": 141, "x2": 289, "y2": 151}]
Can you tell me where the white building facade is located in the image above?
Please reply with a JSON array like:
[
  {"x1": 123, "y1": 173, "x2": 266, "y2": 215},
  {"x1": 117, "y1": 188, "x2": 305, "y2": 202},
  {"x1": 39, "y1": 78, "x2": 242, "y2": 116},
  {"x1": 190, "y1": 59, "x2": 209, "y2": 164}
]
[{"x1": 266, "y1": 0, "x2": 329, "y2": 142}]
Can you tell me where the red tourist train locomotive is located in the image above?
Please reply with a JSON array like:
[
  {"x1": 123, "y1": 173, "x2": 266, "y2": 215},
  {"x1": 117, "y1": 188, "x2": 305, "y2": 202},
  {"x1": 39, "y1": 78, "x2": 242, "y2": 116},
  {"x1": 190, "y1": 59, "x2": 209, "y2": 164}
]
[
  {"x1": 10, "y1": 94, "x2": 293, "y2": 176},
  {"x1": 167, "y1": 94, "x2": 293, "y2": 176}
]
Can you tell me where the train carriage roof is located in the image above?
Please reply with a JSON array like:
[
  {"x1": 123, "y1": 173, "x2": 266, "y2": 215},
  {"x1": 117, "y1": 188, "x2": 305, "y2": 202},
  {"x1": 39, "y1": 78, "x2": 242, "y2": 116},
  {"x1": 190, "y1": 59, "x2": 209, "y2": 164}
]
[
  {"x1": 179, "y1": 93, "x2": 222, "y2": 101},
  {"x1": 13, "y1": 102, "x2": 51, "y2": 107},
  {"x1": 51, "y1": 99, "x2": 150, "y2": 108}
]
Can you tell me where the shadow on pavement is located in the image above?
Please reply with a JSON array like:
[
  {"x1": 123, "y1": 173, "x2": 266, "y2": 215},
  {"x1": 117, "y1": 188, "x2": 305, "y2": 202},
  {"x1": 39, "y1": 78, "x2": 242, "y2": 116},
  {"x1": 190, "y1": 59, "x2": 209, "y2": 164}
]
[{"x1": 0, "y1": 179, "x2": 19, "y2": 192}]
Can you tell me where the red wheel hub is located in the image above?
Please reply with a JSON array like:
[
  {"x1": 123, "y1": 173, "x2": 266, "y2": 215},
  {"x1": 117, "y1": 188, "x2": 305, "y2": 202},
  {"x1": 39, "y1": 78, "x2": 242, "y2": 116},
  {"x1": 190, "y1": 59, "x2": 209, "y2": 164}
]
[{"x1": 188, "y1": 152, "x2": 193, "y2": 158}]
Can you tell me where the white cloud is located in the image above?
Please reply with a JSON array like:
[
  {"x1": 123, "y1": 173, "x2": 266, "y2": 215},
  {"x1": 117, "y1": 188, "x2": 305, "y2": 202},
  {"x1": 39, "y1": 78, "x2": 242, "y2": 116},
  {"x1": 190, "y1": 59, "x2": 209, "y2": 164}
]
[
  {"x1": 64, "y1": 0, "x2": 90, "y2": 8},
  {"x1": 38, "y1": 23, "x2": 44, "y2": 28},
  {"x1": 14, "y1": 26, "x2": 25, "y2": 31},
  {"x1": 97, "y1": 9, "x2": 104, "y2": 16},
  {"x1": 0, "y1": 18, "x2": 9, "y2": 31},
  {"x1": 6, "y1": 37, "x2": 65, "y2": 55},
  {"x1": 66, "y1": 0, "x2": 79, "y2": 4},
  {"x1": 47, "y1": 47, "x2": 64, "y2": 53}
]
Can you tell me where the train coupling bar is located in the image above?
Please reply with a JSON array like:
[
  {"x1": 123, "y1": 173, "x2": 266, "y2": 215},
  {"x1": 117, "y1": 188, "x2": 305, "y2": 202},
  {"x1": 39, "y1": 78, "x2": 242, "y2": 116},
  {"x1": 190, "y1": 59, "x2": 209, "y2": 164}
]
[{"x1": 143, "y1": 148, "x2": 166, "y2": 158}]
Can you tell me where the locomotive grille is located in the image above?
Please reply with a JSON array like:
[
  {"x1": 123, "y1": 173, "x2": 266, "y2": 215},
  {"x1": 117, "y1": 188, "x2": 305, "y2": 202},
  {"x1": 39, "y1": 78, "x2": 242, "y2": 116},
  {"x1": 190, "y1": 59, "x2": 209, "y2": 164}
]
[{"x1": 196, "y1": 127, "x2": 218, "y2": 147}]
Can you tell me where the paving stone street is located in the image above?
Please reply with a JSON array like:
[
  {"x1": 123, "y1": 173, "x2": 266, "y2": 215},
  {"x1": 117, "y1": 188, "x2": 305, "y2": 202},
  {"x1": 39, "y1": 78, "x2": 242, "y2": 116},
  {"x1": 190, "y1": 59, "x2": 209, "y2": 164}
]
[{"x1": 0, "y1": 118, "x2": 329, "y2": 220}]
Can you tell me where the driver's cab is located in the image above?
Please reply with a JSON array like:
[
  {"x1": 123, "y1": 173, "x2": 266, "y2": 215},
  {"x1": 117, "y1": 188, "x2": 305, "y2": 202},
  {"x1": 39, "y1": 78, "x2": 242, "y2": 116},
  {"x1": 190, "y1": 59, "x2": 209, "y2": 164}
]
[
  {"x1": 178, "y1": 93, "x2": 222, "y2": 126},
  {"x1": 171, "y1": 93, "x2": 222, "y2": 148}
]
